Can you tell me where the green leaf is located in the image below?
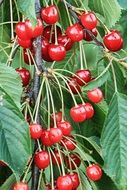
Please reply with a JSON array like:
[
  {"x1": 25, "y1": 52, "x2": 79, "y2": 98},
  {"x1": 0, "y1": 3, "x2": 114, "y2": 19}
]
[
  {"x1": 92, "y1": 0, "x2": 122, "y2": 27},
  {"x1": 0, "y1": 87, "x2": 32, "y2": 180},
  {"x1": 0, "y1": 174, "x2": 16, "y2": 190},
  {"x1": 78, "y1": 170, "x2": 92, "y2": 190},
  {"x1": 17, "y1": 0, "x2": 36, "y2": 25},
  {"x1": 101, "y1": 92, "x2": 127, "y2": 189},
  {"x1": 0, "y1": 63, "x2": 22, "y2": 108}
]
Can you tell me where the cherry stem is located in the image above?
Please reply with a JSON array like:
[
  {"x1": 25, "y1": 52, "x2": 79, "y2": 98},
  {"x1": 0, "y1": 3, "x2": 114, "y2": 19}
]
[
  {"x1": 48, "y1": 148, "x2": 55, "y2": 190},
  {"x1": 56, "y1": 144, "x2": 66, "y2": 176},
  {"x1": 81, "y1": 42, "x2": 88, "y2": 69},
  {"x1": 63, "y1": 0, "x2": 72, "y2": 25},
  {"x1": 9, "y1": 0, "x2": 14, "y2": 41},
  {"x1": 97, "y1": 17, "x2": 110, "y2": 34},
  {"x1": 79, "y1": 41, "x2": 84, "y2": 70},
  {"x1": 54, "y1": 24, "x2": 58, "y2": 45},
  {"x1": 22, "y1": 158, "x2": 33, "y2": 183},
  {"x1": 111, "y1": 62, "x2": 118, "y2": 93}
]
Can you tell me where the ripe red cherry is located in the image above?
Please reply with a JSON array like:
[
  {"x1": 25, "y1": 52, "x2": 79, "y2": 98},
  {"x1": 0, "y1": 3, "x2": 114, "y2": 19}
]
[
  {"x1": 51, "y1": 111, "x2": 62, "y2": 123},
  {"x1": 49, "y1": 128, "x2": 63, "y2": 144},
  {"x1": 70, "y1": 104, "x2": 87, "y2": 122},
  {"x1": 61, "y1": 136, "x2": 76, "y2": 151},
  {"x1": 57, "y1": 120, "x2": 72, "y2": 136},
  {"x1": 51, "y1": 150, "x2": 61, "y2": 165},
  {"x1": 69, "y1": 173, "x2": 80, "y2": 190},
  {"x1": 15, "y1": 22, "x2": 29, "y2": 40},
  {"x1": 80, "y1": 12, "x2": 97, "y2": 30},
  {"x1": 0, "y1": 161, "x2": 6, "y2": 166},
  {"x1": 25, "y1": 18, "x2": 44, "y2": 39},
  {"x1": 75, "y1": 69, "x2": 92, "y2": 86},
  {"x1": 23, "y1": 49, "x2": 34, "y2": 65},
  {"x1": 86, "y1": 164, "x2": 102, "y2": 181},
  {"x1": 29, "y1": 123, "x2": 43, "y2": 139},
  {"x1": 16, "y1": 68, "x2": 30, "y2": 87},
  {"x1": 83, "y1": 28, "x2": 98, "y2": 41},
  {"x1": 41, "y1": 130, "x2": 53, "y2": 146},
  {"x1": 48, "y1": 44, "x2": 66, "y2": 61},
  {"x1": 17, "y1": 38, "x2": 32, "y2": 48},
  {"x1": 84, "y1": 103, "x2": 94, "y2": 119},
  {"x1": 42, "y1": 38, "x2": 52, "y2": 62},
  {"x1": 103, "y1": 30, "x2": 123, "y2": 52},
  {"x1": 56, "y1": 175, "x2": 73, "y2": 190},
  {"x1": 66, "y1": 23, "x2": 83, "y2": 42},
  {"x1": 43, "y1": 25, "x2": 62, "y2": 42},
  {"x1": 41, "y1": 5, "x2": 58, "y2": 24},
  {"x1": 65, "y1": 153, "x2": 81, "y2": 170},
  {"x1": 34, "y1": 151, "x2": 50, "y2": 169},
  {"x1": 13, "y1": 182, "x2": 29, "y2": 190},
  {"x1": 58, "y1": 35, "x2": 74, "y2": 51},
  {"x1": 87, "y1": 88, "x2": 103, "y2": 103},
  {"x1": 68, "y1": 78, "x2": 81, "y2": 95}
]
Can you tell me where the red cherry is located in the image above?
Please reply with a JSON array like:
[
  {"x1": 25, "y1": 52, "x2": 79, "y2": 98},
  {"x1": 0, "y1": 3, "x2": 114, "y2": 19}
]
[
  {"x1": 23, "y1": 49, "x2": 34, "y2": 65},
  {"x1": 34, "y1": 151, "x2": 50, "y2": 169},
  {"x1": 17, "y1": 38, "x2": 32, "y2": 48},
  {"x1": 83, "y1": 28, "x2": 98, "y2": 41},
  {"x1": 0, "y1": 161, "x2": 6, "y2": 166},
  {"x1": 56, "y1": 175, "x2": 73, "y2": 190},
  {"x1": 41, "y1": 5, "x2": 58, "y2": 24},
  {"x1": 86, "y1": 164, "x2": 102, "y2": 181},
  {"x1": 84, "y1": 103, "x2": 94, "y2": 119},
  {"x1": 48, "y1": 44, "x2": 66, "y2": 61},
  {"x1": 61, "y1": 136, "x2": 76, "y2": 151},
  {"x1": 65, "y1": 153, "x2": 81, "y2": 170},
  {"x1": 68, "y1": 78, "x2": 81, "y2": 95},
  {"x1": 80, "y1": 12, "x2": 97, "y2": 30},
  {"x1": 69, "y1": 173, "x2": 80, "y2": 190},
  {"x1": 16, "y1": 68, "x2": 30, "y2": 87},
  {"x1": 29, "y1": 123, "x2": 43, "y2": 139},
  {"x1": 87, "y1": 88, "x2": 103, "y2": 103},
  {"x1": 103, "y1": 30, "x2": 123, "y2": 52},
  {"x1": 66, "y1": 23, "x2": 83, "y2": 42},
  {"x1": 15, "y1": 22, "x2": 29, "y2": 40},
  {"x1": 58, "y1": 35, "x2": 74, "y2": 51},
  {"x1": 42, "y1": 38, "x2": 53, "y2": 62},
  {"x1": 51, "y1": 150, "x2": 61, "y2": 165},
  {"x1": 25, "y1": 18, "x2": 44, "y2": 38},
  {"x1": 41, "y1": 130, "x2": 53, "y2": 146},
  {"x1": 57, "y1": 120, "x2": 72, "y2": 136},
  {"x1": 43, "y1": 25, "x2": 62, "y2": 42},
  {"x1": 51, "y1": 111, "x2": 62, "y2": 123},
  {"x1": 75, "y1": 69, "x2": 92, "y2": 86},
  {"x1": 46, "y1": 184, "x2": 51, "y2": 190},
  {"x1": 70, "y1": 104, "x2": 87, "y2": 122},
  {"x1": 49, "y1": 128, "x2": 63, "y2": 144},
  {"x1": 13, "y1": 182, "x2": 29, "y2": 190}
]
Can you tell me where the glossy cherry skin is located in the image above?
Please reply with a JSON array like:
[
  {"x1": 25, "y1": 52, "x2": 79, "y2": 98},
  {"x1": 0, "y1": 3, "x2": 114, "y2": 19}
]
[
  {"x1": 29, "y1": 123, "x2": 43, "y2": 139},
  {"x1": 69, "y1": 173, "x2": 80, "y2": 190},
  {"x1": 86, "y1": 164, "x2": 102, "y2": 181},
  {"x1": 25, "y1": 18, "x2": 44, "y2": 39},
  {"x1": 66, "y1": 23, "x2": 83, "y2": 42},
  {"x1": 51, "y1": 111, "x2": 62, "y2": 123},
  {"x1": 57, "y1": 120, "x2": 72, "y2": 136},
  {"x1": 58, "y1": 35, "x2": 74, "y2": 51},
  {"x1": 17, "y1": 38, "x2": 32, "y2": 48},
  {"x1": 48, "y1": 44, "x2": 66, "y2": 61},
  {"x1": 84, "y1": 103, "x2": 94, "y2": 119},
  {"x1": 65, "y1": 153, "x2": 81, "y2": 170},
  {"x1": 15, "y1": 22, "x2": 29, "y2": 40},
  {"x1": 83, "y1": 28, "x2": 98, "y2": 41},
  {"x1": 103, "y1": 30, "x2": 123, "y2": 52},
  {"x1": 61, "y1": 136, "x2": 76, "y2": 151},
  {"x1": 51, "y1": 150, "x2": 61, "y2": 165},
  {"x1": 23, "y1": 49, "x2": 34, "y2": 65},
  {"x1": 70, "y1": 104, "x2": 87, "y2": 123},
  {"x1": 68, "y1": 78, "x2": 81, "y2": 95},
  {"x1": 87, "y1": 88, "x2": 103, "y2": 103},
  {"x1": 42, "y1": 38, "x2": 52, "y2": 62},
  {"x1": 75, "y1": 69, "x2": 92, "y2": 86},
  {"x1": 49, "y1": 128, "x2": 63, "y2": 144},
  {"x1": 16, "y1": 68, "x2": 30, "y2": 87},
  {"x1": 13, "y1": 182, "x2": 29, "y2": 190},
  {"x1": 56, "y1": 175, "x2": 73, "y2": 190},
  {"x1": 41, "y1": 130, "x2": 53, "y2": 146},
  {"x1": 34, "y1": 151, "x2": 50, "y2": 169},
  {"x1": 0, "y1": 161, "x2": 6, "y2": 166},
  {"x1": 43, "y1": 25, "x2": 62, "y2": 42},
  {"x1": 80, "y1": 12, "x2": 97, "y2": 30},
  {"x1": 41, "y1": 5, "x2": 58, "y2": 24}
]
